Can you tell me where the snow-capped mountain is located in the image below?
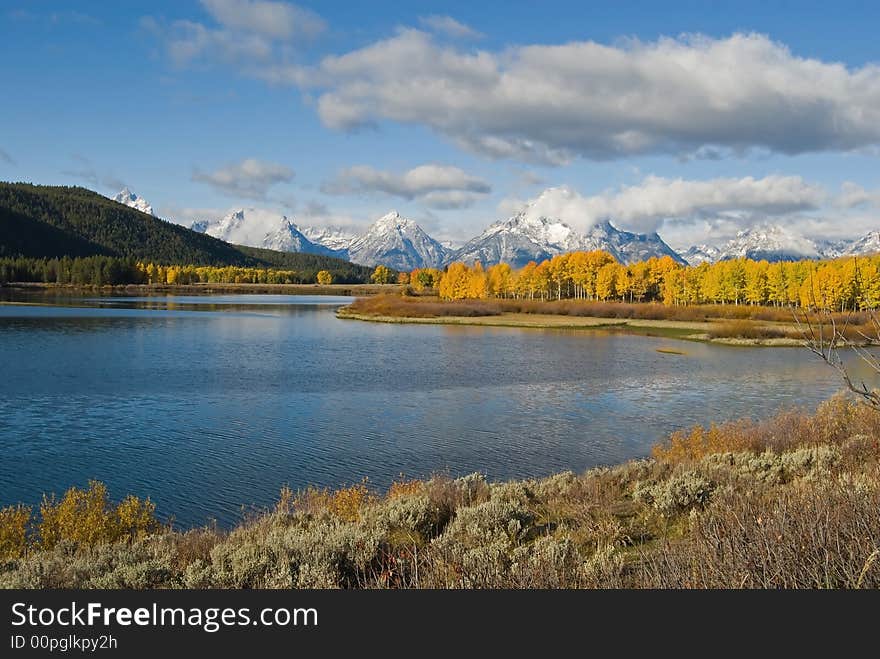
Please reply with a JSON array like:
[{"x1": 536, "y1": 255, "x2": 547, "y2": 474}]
[
  {"x1": 301, "y1": 225, "x2": 357, "y2": 252},
  {"x1": 450, "y1": 212, "x2": 580, "y2": 268},
  {"x1": 191, "y1": 208, "x2": 335, "y2": 255},
  {"x1": 683, "y1": 225, "x2": 880, "y2": 265},
  {"x1": 112, "y1": 187, "x2": 155, "y2": 216},
  {"x1": 681, "y1": 244, "x2": 722, "y2": 266},
  {"x1": 346, "y1": 211, "x2": 449, "y2": 270},
  {"x1": 449, "y1": 207, "x2": 684, "y2": 268},
  {"x1": 716, "y1": 225, "x2": 823, "y2": 262},
  {"x1": 841, "y1": 231, "x2": 880, "y2": 257},
  {"x1": 584, "y1": 220, "x2": 686, "y2": 265},
  {"x1": 190, "y1": 220, "x2": 210, "y2": 234}
]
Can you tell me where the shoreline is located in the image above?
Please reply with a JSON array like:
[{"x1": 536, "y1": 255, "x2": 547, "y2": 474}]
[
  {"x1": 2, "y1": 395, "x2": 878, "y2": 589},
  {"x1": 0, "y1": 281, "x2": 401, "y2": 297},
  {"x1": 336, "y1": 307, "x2": 808, "y2": 346}
]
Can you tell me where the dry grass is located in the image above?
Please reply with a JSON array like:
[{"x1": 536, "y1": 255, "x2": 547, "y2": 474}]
[
  {"x1": 707, "y1": 320, "x2": 795, "y2": 340},
  {"x1": 2, "y1": 396, "x2": 879, "y2": 589},
  {"x1": 348, "y1": 295, "x2": 506, "y2": 318},
  {"x1": 652, "y1": 394, "x2": 880, "y2": 462},
  {"x1": 348, "y1": 295, "x2": 867, "y2": 327},
  {"x1": 348, "y1": 295, "x2": 880, "y2": 344}
]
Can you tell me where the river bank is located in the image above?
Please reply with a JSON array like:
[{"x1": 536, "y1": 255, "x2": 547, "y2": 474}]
[
  {"x1": 0, "y1": 281, "x2": 402, "y2": 297},
  {"x1": 336, "y1": 307, "x2": 807, "y2": 346}
]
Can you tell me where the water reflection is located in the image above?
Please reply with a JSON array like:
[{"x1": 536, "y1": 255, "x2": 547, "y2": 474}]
[{"x1": 0, "y1": 294, "x2": 875, "y2": 527}]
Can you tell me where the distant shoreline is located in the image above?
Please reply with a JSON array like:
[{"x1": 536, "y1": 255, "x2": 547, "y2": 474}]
[
  {"x1": 336, "y1": 307, "x2": 807, "y2": 347},
  {"x1": 0, "y1": 281, "x2": 401, "y2": 297}
]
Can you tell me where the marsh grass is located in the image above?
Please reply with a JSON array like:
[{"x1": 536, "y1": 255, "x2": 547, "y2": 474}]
[
  {"x1": 348, "y1": 295, "x2": 869, "y2": 324},
  {"x1": 346, "y1": 295, "x2": 878, "y2": 342},
  {"x1": 2, "y1": 395, "x2": 879, "y2": 589}
]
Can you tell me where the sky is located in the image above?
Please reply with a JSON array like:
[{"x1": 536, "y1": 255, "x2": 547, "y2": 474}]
[{"x1": 3, "y1": 0, "x2": 880, "y2": 249}]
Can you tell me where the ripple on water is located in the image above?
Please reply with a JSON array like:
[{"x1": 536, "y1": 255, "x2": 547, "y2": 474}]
[{"x1": 0, "y1": 295, "x2": 875, "y2": 526}]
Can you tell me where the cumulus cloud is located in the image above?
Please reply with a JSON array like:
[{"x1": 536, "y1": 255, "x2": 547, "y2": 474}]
[
  {"x1": 192, "y1": 158, "x2": 294, "y2": 199},
  {"x1": 201, "y1": 0, "x2": 325, "y2": 39},
  {"x1": 299, "y1": 30, "x2": 880, "y2": 162},
  {"x1": 836, "y1": 182, "x2": 880, "y2": 209},
  {"x1": 322, "y1": 164, "x2": 491, "y2": 208},
  {"x1": 498, "y1": 176, "x2": 828, "y2": 243},
  {"x1": 494, "y1": 175, "x2": 880, "y2": 248},
  {"x1": 501, "y1": 175, "x2": 826, "y2": 235},
  {"x1": 418, "y1": 15, "x2": 483, "y2": 40},
  {"x1": 147, "y1": 0, "x2": 324, "y2": 67}
]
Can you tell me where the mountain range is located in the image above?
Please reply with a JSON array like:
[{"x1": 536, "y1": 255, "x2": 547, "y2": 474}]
[
  {"x1": 111, "y1": 187, "x2": 880, "y2": 270},
  {"x1": 179, "y1": 197, "x2": 687, "y2": 270},
  {"x1": 679, "y1": 225, "x2": 880, "y2": 265},
  {"x1": 190, "y1": 208, "x2": 339, "y2": 257},
  {"x1": 0, "y1": 182, "x2": 375, "y2": 282}
]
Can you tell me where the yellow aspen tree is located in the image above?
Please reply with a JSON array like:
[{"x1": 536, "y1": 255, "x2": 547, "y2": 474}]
[{"x1": 595, "y1": 262, "x2": 617, "y2": 300}]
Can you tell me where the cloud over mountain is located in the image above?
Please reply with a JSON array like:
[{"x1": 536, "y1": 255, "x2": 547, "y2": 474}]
[
  {"x1": 322, "y1": 164, "x2": 491, "y2": 209},
  {"x1": 499, "y1": 176, "x2": 824, "y2": 235},
  {"x1": 192, "y1": 158, "x2": 294, "y2": 199}
]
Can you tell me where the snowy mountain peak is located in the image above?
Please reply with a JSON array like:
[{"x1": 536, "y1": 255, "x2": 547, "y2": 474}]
[
  {"x1": 371, "y1": 210, "x2": 420, "y2": 232},
  {"x1": 450, "y1": 205, "x2": 684, "y2": 268},
  {"x1": 190, "y1": 208, "x2": 334, "y2": 256},
  {"x1": 681, "y1": 244, "x2": 721, "y2": 266},
  {"x1": 346, "y1": 212, "x2": 448, "y2": 270},
  {"x1": 842, "y1": 231, "x2": 880, "y2": 257},
  {"x1": 717, "y1": 224, "x2": 821, "y2": 262},
  {"x1": 682, "y1": 224, "x2": 880, "y2": 265},
  {"x1": 112, "y1": 187, "x2": 155, "y2": 216},
  {"x1": 493, "y1": 210, "x2": 581, "y2": 251},
  {"x1": 301, "y1": 225, "x2": 357, "y2": 252}
]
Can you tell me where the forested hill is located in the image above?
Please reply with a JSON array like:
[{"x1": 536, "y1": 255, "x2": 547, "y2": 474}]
[{"x1": 0, "y1": 182, "x2": 374, "y2": 281}]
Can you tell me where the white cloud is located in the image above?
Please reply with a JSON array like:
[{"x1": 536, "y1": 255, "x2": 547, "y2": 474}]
[
  {"x1": 200, "y1": 0, "x2": 325, "y2": 40},
  {"x1": 300, "y1": 30, "x2": 880, "y2": 162},
  {"x1": 297, "y1": 200, "x2": 368, "y2": 233},
  {"x1": 148, "y1": 0, "x2": 324, "y2": 67},
  {"x1": 192, "y1": 158, "x2": 294, "y2": 199},
  {"x1": 836, "y1": 181, "x2": 880, "y2": 209},
  {"x1": 165, "y1": 20, "x2": 273, "y2": 65},
  {"x1": 322, "y1": 164, "x2": 491, "y2": 208},
  {"x1": 505, "y1": 176, "x2": 824, "y2": 234},
  {"x1": 418, "y1": 15, "x2": 483, "y2": 40}
]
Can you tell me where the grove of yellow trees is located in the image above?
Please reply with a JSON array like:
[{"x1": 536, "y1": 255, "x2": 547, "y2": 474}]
[
  {"x1": 423, "y1": 251, "x2": 880, "y2": 310},
  {"x1": 136, "y1": 262, "x2": 304, "y2": 285}
]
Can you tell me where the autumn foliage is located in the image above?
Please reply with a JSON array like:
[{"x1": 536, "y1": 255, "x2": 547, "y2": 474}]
[
  {"x1": 417, "y1": 250, "x2": 880, "y2": 311},
  {"x1": 0, "y1": 481, "x2": 160, "y2": 560}
]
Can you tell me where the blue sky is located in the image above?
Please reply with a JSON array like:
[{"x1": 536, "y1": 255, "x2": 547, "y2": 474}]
[{"x1": 3, "y1": 0, "x2": 880, "y2": 248}]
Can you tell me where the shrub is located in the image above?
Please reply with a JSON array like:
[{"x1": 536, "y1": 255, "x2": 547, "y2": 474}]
[
  {"x1": 291, "y1": 482, "x2": 376, "y2": 522},
  {"x1": 634, "y1": 471, "x2": 714, "y2": 516},
  {"x1": 642, "y1": 472, "x2": 880, "y2": 588},
  {"x1": 0, "y1": 505, "x2": 31, "y2": 562},
  {"x1": 387, "y1": 477, "x2": 423, "y2": 500},
  {"x1": 38, "y1": 481, "x2": 159, "y2": 550}
]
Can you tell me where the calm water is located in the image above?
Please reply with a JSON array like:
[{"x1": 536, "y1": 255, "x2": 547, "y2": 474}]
[{"x1": 0, "y1": 292, "x2": 873, "y2": 526}]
